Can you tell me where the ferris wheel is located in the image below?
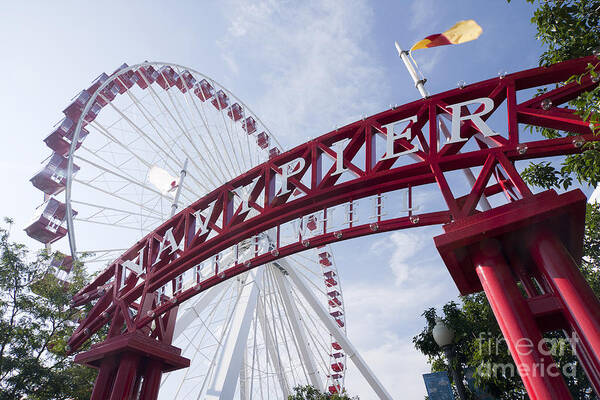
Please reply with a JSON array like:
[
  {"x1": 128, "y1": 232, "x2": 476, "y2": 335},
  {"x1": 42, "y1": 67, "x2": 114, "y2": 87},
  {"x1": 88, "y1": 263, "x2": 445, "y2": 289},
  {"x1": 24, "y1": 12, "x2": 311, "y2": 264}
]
[{"x1": 26, "y1": 62, "x2": 351, "y2": 398}]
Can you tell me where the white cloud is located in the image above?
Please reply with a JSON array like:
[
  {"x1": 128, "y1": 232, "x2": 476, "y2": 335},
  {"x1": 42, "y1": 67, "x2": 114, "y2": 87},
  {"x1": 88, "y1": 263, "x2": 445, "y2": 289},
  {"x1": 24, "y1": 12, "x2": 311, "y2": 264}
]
[{"x1": 219, "y1": 0, "x2": 387, "y2": 147}]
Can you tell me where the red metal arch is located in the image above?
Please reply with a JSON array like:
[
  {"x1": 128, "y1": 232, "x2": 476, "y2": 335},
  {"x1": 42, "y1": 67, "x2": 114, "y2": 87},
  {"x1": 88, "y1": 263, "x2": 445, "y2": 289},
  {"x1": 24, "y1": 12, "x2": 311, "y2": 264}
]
[{"x1": 69, "y1": 55, "x2": 600, "y2": 399}]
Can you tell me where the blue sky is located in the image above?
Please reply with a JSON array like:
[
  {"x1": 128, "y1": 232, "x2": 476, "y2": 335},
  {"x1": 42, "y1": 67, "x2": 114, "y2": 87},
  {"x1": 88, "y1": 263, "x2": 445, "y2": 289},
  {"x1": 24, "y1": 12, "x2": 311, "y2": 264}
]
[{"x1": 0, "y1": 0, "x2": 576, "y2": 398}]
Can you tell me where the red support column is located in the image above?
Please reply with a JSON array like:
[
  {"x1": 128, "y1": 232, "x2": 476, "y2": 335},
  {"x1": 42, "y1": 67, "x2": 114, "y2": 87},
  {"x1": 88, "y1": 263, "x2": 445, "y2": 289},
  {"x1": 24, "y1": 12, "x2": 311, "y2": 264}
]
[
  {"x1": 529, "y1": 230, "x2": 600, "y2": 391},
  {"x1": 472, "y1": 239, "x2": 572, "y2": 400},
  {"x1": 108, "y1": 353, "x2": 140, "y2": 400},
  {"x1": 90, "y1": 357, "x2": 117, "y2": 400},
  {"x1": 139, "y1": 359, "x2": 164, "y2": 399}
]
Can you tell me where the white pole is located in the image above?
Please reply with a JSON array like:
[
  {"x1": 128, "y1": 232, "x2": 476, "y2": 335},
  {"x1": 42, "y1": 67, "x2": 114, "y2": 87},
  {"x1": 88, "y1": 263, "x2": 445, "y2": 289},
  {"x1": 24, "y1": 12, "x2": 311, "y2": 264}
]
[
  {"x1": 395, "y1": 42, "x2": 429, "y2": 98},
  {"x1": 171, "y1": 158, "x2": 189, "y2": 217}
]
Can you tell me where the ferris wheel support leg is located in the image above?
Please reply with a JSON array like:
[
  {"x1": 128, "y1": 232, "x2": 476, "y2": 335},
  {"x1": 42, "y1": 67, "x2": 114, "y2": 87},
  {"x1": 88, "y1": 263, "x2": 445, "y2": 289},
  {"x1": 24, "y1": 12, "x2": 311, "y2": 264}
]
[
  {"x1": 272, "y1": 262, "x2": 324, "y2": 391},
  {"x1": 239, "y1": 345, "x2": 250, "y2": 400},
  {"x1": 280, "y1": 263, "x2": 394, "y2": 400},
  {"x1": 256, "y1": 290, "x2": 292, "y2": 396},
  {"x1": 206, "y1": 270, "x2": 262, "y2": 400}
]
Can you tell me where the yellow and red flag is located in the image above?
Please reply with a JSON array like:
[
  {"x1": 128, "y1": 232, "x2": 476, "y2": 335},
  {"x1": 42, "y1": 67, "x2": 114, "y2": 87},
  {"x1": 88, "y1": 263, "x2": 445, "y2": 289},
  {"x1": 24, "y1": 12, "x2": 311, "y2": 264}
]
[{"x1": 411, "y1": 20, "x2": 482, "y2": 52}]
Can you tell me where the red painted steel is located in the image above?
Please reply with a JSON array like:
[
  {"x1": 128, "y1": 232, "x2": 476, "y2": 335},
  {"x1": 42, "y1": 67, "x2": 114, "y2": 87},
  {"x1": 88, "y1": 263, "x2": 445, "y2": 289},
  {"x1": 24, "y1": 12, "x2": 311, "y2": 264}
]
[
  {"x1": 530, "y1": 231, "x2": 600, "y2": 385},
  {"x1": 66, "y1": 55, "x2": 600, "y2": 399},
  {"x1": 472, "y1": 241, "x2": 572, "y2": 399}
]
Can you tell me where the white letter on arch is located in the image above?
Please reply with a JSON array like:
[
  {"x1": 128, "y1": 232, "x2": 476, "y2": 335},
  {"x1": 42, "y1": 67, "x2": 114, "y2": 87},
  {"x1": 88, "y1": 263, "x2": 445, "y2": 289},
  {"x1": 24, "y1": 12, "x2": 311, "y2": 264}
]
[
  {"x1": 277, "y1": 157, "x2": 306, "y2": 196},
  {"x1": 153, "y1": 227, "x2": 183, "y2": 265},
  {"x1": 231, "y1": 176, "x2": 261, "y2": 214},
  {"x1": 380, "y1": 115, "x2": 419, "y2": 161},
  {"x1": 331, "y1": 138, "x2": 350, "y2": 176},
  {"x1": 447, "y1": 97, "x2": 498, "y2": 143},
  {"x1": 194, "y1": 200, "x2": 217, "y2": 236},
  {"x1": 122, "y1": 246, "x2": 145, "y2": 276}
]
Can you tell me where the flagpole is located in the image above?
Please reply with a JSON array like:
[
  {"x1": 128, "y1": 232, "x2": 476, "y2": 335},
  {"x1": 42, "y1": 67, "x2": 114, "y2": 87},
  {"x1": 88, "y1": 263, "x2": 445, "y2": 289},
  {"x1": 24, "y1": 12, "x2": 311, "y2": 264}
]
[
  {"x1": 395, "y1": 42, "x2": 429, "y2": 99},
  {"x1": 171, "y1": 158, "x2": 189, "y2": 217},
  {"x1": 394, "y1": 41, "x2": 492, "y2": 211}
]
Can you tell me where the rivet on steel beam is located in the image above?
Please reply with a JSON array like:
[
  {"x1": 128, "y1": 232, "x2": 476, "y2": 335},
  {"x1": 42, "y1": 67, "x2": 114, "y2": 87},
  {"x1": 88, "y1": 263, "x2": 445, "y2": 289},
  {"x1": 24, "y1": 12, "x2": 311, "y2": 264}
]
[
  {"x1": 369, "y1": 223, "x2": 379, "y2": 232},
  {"x1": 334, "y1": 231, "x2": 343, "y2": 239},
  {"x1": 410, "y1": 216, "x2": 420, "y2": 224},
  {"x1": 541, "y1": 98, "x2": 553, "y2": 110},
  {"x1": 271, "y1": 249, "x2": 279, "y2": 257},
  {"x1": 573, "y1": 138, "x2": 585, "y2": 148},
  {"x1": 517, "y1": 144, "x2": 528, "y2": 155},
  {"x1": 218, "y1": 272, "x2": 225, "y2": 279},
  {"x1": 302, "y1": 240, "x2": 310, "y2": 248}
]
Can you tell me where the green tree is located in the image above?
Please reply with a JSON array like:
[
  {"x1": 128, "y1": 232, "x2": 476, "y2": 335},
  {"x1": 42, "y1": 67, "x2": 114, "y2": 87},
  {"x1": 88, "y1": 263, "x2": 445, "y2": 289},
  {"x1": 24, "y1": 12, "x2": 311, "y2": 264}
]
[
  {"x1": 0, "y1": 219, "x2": 96, "y2": 400},
  {"x1": 517, "y1": 0, "x2": 600, "y2": 188},
  {"x1": 288, "y1": 385, "x2": 358, "y2": 400}
]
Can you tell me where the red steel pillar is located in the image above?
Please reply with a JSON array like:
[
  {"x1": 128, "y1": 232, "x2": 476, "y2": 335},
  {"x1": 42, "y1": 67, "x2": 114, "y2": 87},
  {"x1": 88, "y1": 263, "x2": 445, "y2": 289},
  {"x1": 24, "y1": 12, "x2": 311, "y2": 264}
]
[
  {"x1": 76, "y1": 332, "x2": 189, "y2": 400},
  {"x1": 529, "y1": 230, "x2": 600, "y2": 390},
  {"x1": 139, "y1": 359, "x2": 164, "y2": 399},
  {"x1": 472, "y1": 239, "x2": 573, "y2": 400}
]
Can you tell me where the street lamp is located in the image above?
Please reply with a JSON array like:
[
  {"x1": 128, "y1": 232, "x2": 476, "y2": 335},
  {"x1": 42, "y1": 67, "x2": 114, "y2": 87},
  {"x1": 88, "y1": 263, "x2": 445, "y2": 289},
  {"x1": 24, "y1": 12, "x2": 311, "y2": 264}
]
[{"x1": 433, "y1": 317, "x2": 468, "y2": 400}]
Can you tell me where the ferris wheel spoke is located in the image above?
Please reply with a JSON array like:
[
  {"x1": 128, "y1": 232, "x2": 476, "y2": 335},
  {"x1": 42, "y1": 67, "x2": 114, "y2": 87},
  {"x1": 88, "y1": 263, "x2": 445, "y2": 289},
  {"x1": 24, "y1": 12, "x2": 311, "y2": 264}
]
[
  {"x1": 256, "y1": 286, "x2": 290, "y2": 397},
  {"x1": 84, "y1": 124, "x2": 200, "y2": 204},
  {"x1": 292, "y1": 296, "x2": 331, "y2": 379},
  {"x1": 73, "y1": 217, "x2": 143, "y2": 231},
  {"x1": 288, "y1": 255, "x2": 329, "y2": 285},
  {"x1": 247, "y1": 299, "x2": 258, "y2": 400},
  {"x1": 87, "y1": 120, "x2": 152, "y2": 169},
  {"x1": 192, "y1": 88, "x2": 241, "y2": 178},
  {"x1": 122, "y1": 97, "x2": 215, "y2": 195},
  {"x1": 103, "y1": 91, "x2": 213, "y2": 195},
  {"x1": 285, "y1": 259, "x2": 327, "y2": 297},
  {"x1": 286, "y1": 264, "x2": 394, "y2": 400},
  {"x1": 270, "y1": 265, "x2": 322, "y2": 390},
  {"x1": 268, "y1": 267, "x2": 304, "y2": 388},
  {"x1": 177, "y1": 85, "x2": 233, "y2": 184},
  {"x1": 70, "y1": 200, "x2": 162, "y2": 221},
  {"x1": 159, "y1": 75, "x2": 235, "y2": 185},
  {"x1": 186, "y1": 90, "x2": 238, "y2": 182},
  {"x1": 72, "y1": 178, "x2": 163, "y2": 217},
  {"x1": 265, "y1": 267, "x2": 298, "y2": 392},
  {"x1": 264, "y1": 267, "x2": 302, "y2": 389},
  {"x1": 74, "y1": 154, "x2": 175, "y2": 201},
  {"x1": 141, "y1": 83, "x2": 223, "y2": 190},
  {"x1": 215, "y1": 102, "x2": 246, "y2": 174},
  {"x1": 128, "y1": 88, "x2": 224, "y2": 191}
]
